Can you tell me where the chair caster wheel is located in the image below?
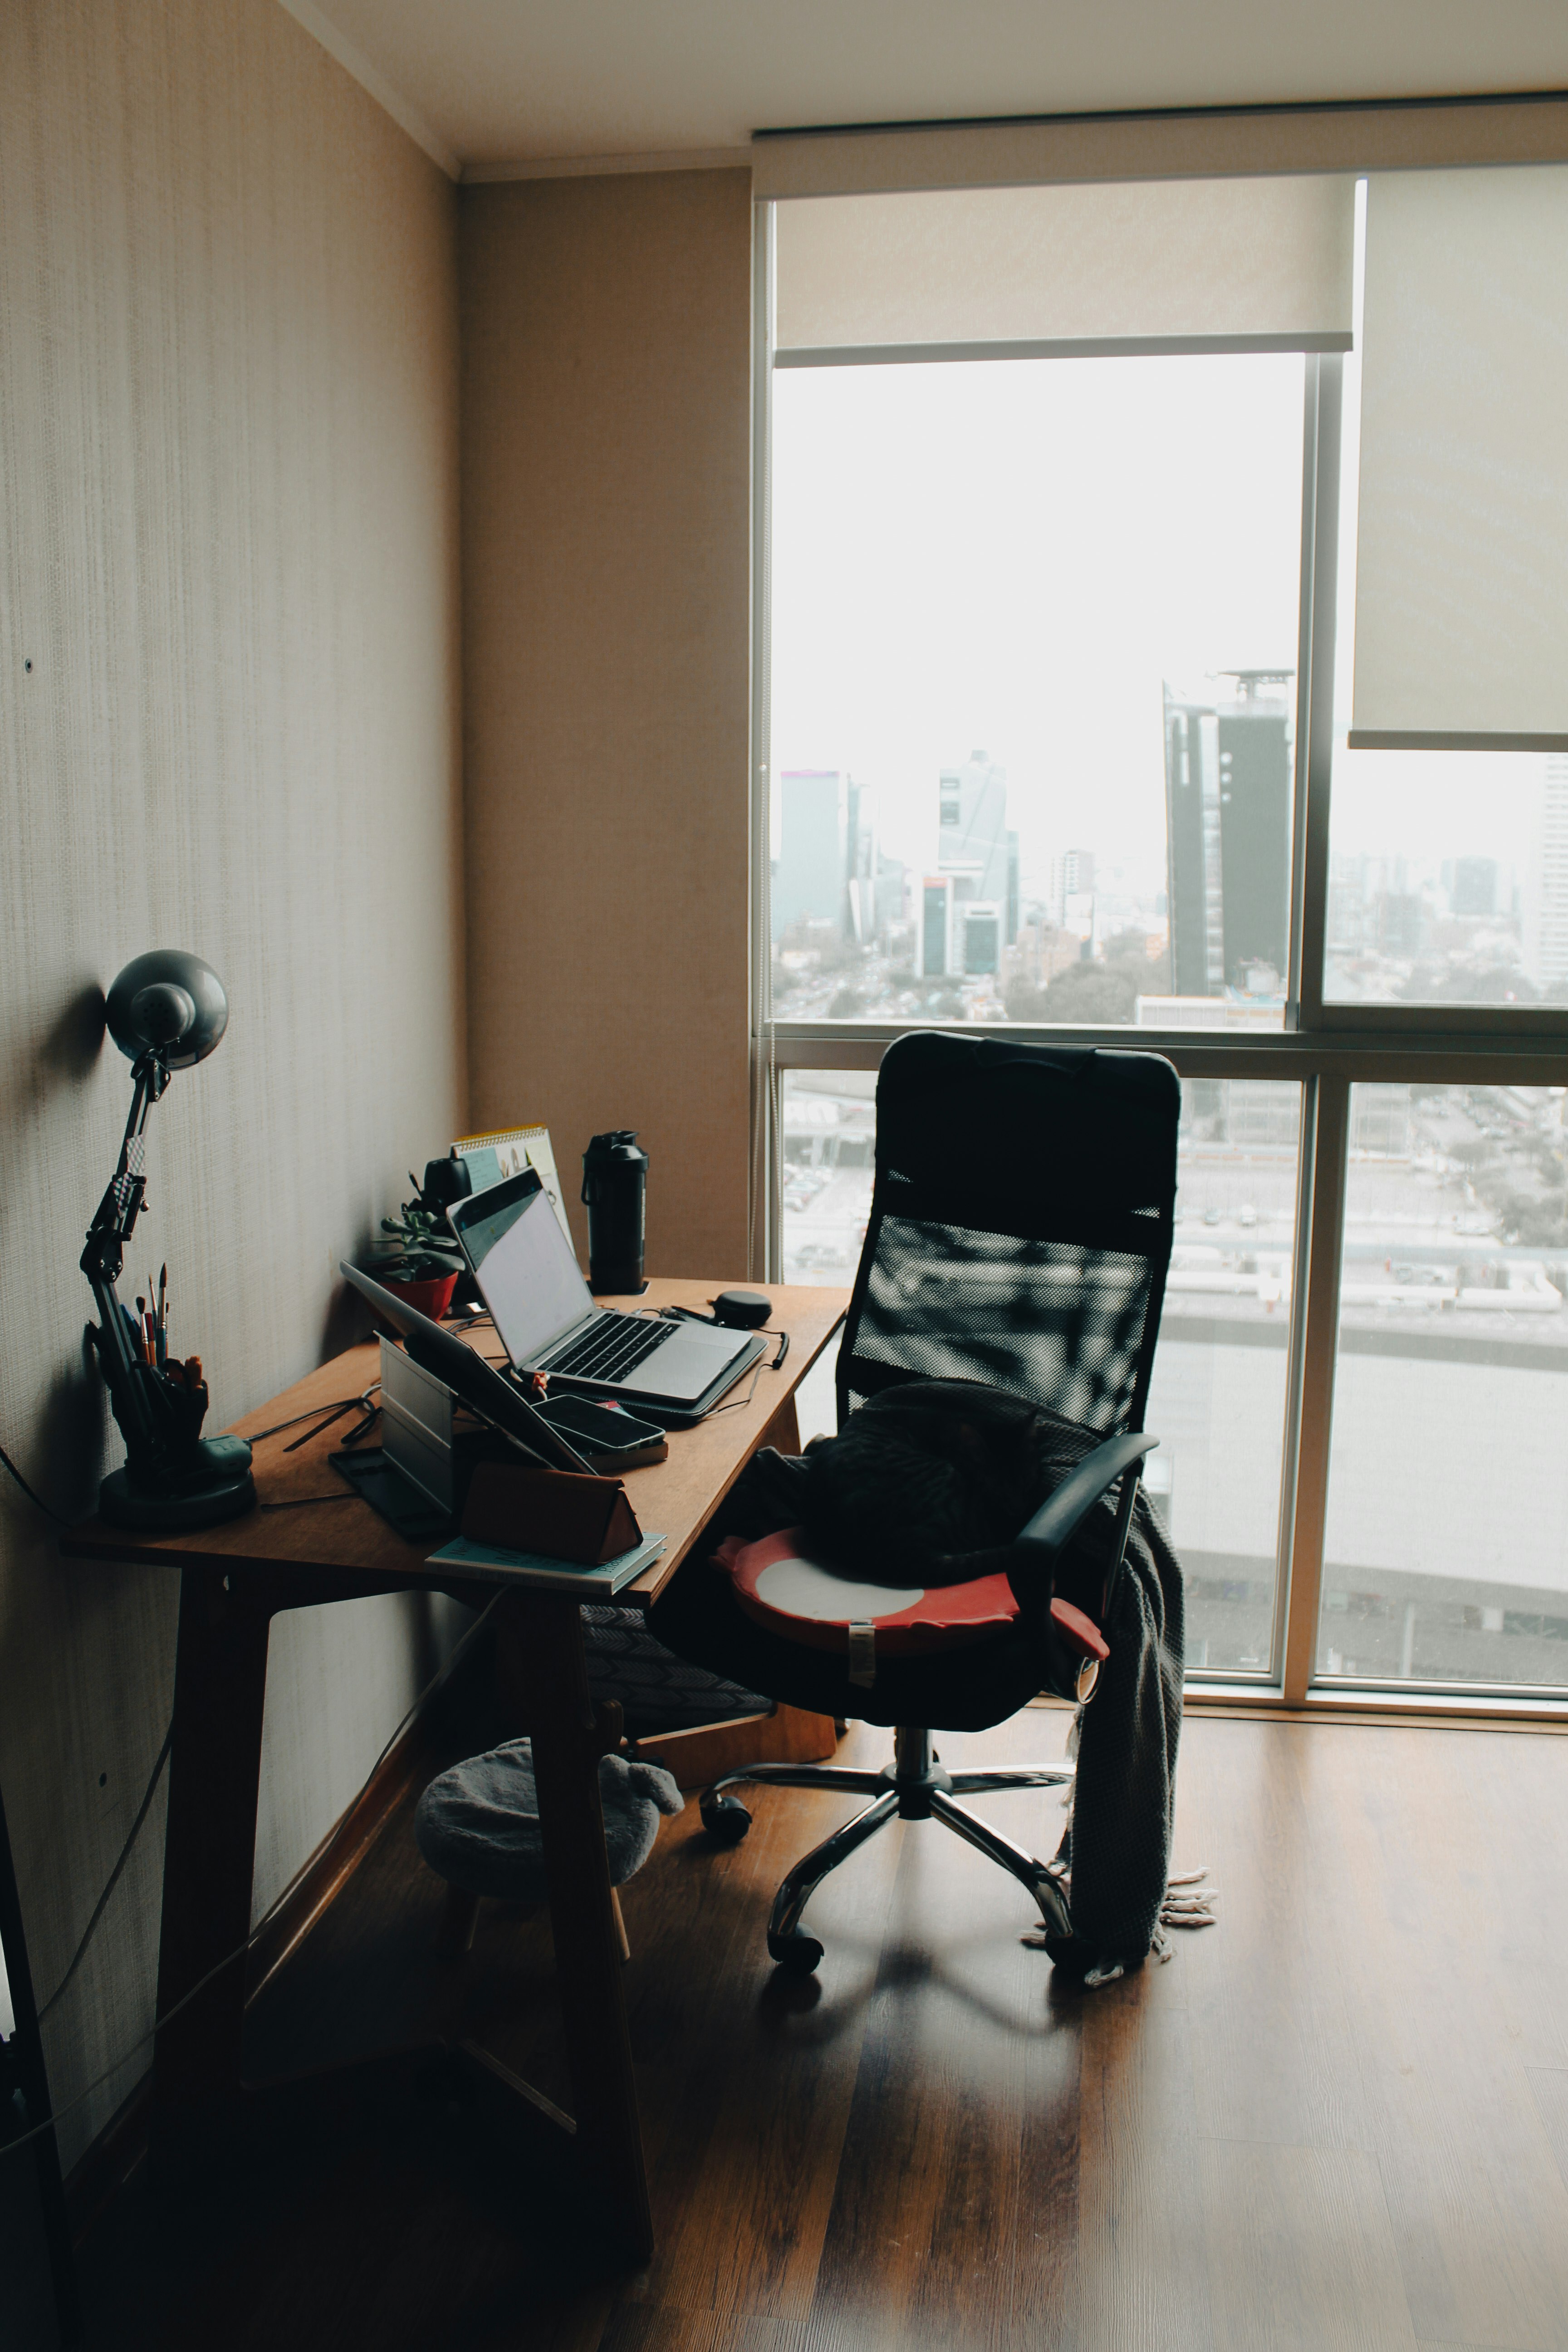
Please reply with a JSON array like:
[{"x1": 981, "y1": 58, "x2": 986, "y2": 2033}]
[
  {"x1": 769, "y1": 1932, "x2": 823, "y2": 1975},
  {"x1": 701, "y1": 1793, "x2": 752, "y2": 1844}
]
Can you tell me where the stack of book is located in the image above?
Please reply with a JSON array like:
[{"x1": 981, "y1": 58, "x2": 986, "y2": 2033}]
[{"x1": 427, "y1": 1529, "x2": 665, "y2": 1595}]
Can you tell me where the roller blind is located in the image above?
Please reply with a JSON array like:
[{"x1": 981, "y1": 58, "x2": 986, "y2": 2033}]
[
  {"x1": 774, "y1": 176, "x2": 1357, "y2": 363},
  {"x1": 751, "y1": 98, "x2": 1568, "y2": 204},
  {"x1": 1351, "y1": 166, "x2": 1568, "y2": 750}
]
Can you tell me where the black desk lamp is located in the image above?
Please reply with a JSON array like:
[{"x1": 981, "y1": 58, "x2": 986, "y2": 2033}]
[{"x1": 81, "y1": 950, "x2": 255, "y2": 1531}]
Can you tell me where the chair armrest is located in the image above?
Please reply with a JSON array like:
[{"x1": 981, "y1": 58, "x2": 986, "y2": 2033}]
[{"x1": 1011, "y1": 1432, "x2": 1158, "y2": 1566}]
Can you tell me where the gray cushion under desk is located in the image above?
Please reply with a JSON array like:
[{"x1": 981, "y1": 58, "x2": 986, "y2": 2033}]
[{"x1": 416, "y1": 1742, "x2": 684, "y2": 1899}]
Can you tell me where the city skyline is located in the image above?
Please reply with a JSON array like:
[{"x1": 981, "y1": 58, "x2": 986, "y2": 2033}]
[{"x1": 770, "y1": 345, "x2": 1567, "y2": 1018}]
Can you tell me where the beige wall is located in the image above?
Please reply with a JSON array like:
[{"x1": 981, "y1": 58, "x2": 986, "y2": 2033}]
[
  {"x1": 0, "y1": 0, "x2": 462, "y2": 2160},
  {"x1": 459, "y1": 171, "x2": 754, "y2": 1279}
]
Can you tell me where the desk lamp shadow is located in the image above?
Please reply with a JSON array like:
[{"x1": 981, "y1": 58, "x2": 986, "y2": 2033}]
[{"x1": 81, "y1": 950, "x2": 255, "y2": 1531}]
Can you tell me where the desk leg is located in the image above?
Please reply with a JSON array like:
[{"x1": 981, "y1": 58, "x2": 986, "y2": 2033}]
[
  {"x1": 154, "y1": 1570, "x2": 271, "y2": 2118},
  {"x1": 758, "y1": 1392, "x2": 804, "y2": 1454},
  {"x1": 499, "y1": 1593, "x2": 653, "y2": 2260}
]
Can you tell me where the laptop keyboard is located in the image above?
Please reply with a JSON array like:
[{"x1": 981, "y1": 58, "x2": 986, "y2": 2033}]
[{"x1": 543, "y1": 1314, "x2": 675, "y2": 1384}]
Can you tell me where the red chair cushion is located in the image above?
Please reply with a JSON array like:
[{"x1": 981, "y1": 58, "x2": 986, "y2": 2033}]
[{"x1": 715, "y1": 1529, "x2": 1109, "y2": 1662}]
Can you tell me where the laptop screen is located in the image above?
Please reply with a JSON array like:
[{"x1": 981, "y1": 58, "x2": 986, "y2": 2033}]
[{"x1": 451, "y1": 1170, "x2": 593, "y2": 1366}]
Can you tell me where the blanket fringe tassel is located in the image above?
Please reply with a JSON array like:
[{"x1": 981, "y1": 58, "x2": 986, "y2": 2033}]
[{"x1": 1020, "y1": 1865, "x2": 1218, "y2": 1984}]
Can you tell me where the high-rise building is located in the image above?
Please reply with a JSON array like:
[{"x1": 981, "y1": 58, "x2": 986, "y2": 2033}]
[
  {"x1": 938, "y1": 750, "x2": 1010, "y2": 911},
  {"x1": 1163, "y1": 673, "x2": 1292, "y2": 997},
  {"x1": 1061, "y1": 848, "x2": 1095, "y2": 900},
  {"x1": 845, "y1": 776, "x2": 877, "y2": 944},
  {"x1": 774, "y1": 769, "x2": 880, "y2": 942},
  {"x1": 962, "y1": 902, "x2": 1001, "y2": 975},
  {"x1": 1451, "y1": 857, "x2": 1499, "y2": 918},
  {"x1": 875, "y1": 850, "x2": 907, "y2": 938},
  {"x1": 774, "y1": 769, "x2": 849, "y2": 934},
  {"x1": 919, "y1": 874, "x2": 955, "y2": 976}
]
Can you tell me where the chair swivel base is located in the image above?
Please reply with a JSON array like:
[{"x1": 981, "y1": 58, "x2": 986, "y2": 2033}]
[{"x1": 700, "y1": 1726, "x2": 1074, "y2": 1974}]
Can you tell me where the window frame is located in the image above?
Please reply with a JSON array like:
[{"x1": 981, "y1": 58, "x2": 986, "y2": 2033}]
[{"x1": 749, "y1": 191, "x2": 1568, "y2": 1725}]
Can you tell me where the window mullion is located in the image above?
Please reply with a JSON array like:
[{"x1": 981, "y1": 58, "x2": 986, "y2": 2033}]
[
  {"x1": 1294, "y1": 354, "x2": 1342, "y2": 1035},
  {"x1": 751, "y1": 197, "x2": 778, "y2": 1282},
  {"x1": 1281, "y1": 1071, "x2": 1350, "y2": 1700}
]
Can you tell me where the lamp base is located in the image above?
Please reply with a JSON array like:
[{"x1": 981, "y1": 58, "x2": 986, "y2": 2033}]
[{"x1": 98, "y1": 1435, "x2": 256, "y2": 1533}]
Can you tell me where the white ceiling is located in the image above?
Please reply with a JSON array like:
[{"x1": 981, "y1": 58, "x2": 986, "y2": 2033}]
[{"x1": 288, "y1": 0, "x2": 1568, "y2": 177}]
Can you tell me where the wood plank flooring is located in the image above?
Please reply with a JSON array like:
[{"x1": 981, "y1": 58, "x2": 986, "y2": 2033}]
[{"x1": 74, "y1": 1704, "x2": 1568, "y2": 2352}]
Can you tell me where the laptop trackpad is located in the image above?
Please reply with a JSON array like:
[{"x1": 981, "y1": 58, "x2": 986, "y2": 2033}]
[{"x1": 622, "y1": 1324, "x2": 742, "y2": 1397}]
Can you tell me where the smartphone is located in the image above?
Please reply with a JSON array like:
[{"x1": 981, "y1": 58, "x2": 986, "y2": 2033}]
[{"x1": 536, "y1": 1394, "x2": 668, "y2": 1466}]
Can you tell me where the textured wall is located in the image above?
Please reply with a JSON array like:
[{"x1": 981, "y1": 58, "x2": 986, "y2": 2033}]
[
  {"x1": 459, "y1": 171, "x2": 754, "y2": 1279},
  {"x1": 0, "y1": 0, "x2": 461, "y2": 2161}
]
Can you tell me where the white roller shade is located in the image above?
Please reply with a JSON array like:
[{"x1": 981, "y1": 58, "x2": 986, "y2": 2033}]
[
  {"x1": 1351, "y1": 166, "x2": 1568, "y2": 750},
  {"x1": 775, "y1": 176, "x2": 1356, "y2": 362},
  {"x1": 751, "y1": 99, "x2": 1568, "y2": 204}
]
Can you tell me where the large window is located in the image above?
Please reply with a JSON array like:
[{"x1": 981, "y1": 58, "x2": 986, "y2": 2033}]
[
  {"x1": 1318, "y1": 1085, "x2": 1568, "y2": 1694},
  {"x1": 759, "y1": 167, "x2": 1568, "y2": 1714},
  {"x1": 770, "y1": 354, "x2": 1306, "y2": 1033}
]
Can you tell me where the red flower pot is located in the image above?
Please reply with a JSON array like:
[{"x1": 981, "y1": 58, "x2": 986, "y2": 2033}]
[{"x1": 376, "y1": 1270, "x2": 458, "y2": 1321}]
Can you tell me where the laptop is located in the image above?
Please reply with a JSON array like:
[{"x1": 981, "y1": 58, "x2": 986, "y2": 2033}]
[{"x1": 446, "y1": 1168, "x2": 762, "y2": 1414}]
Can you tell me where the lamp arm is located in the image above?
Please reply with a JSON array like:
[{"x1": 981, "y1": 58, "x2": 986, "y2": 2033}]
[
  {"x1": 80, "y1": 1052, "x2": 168, "y2": 1282},
  {"x1": 80, "y1": 1052, "x2": 171, "y2": 1454}
]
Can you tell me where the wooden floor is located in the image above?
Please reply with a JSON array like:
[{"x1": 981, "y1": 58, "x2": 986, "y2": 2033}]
[{"x1": 77, "y1": 1703, "x2": 1568, "y2": 2352}]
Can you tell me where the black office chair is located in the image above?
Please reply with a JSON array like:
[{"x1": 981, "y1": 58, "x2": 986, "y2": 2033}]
[{"x1": 649, "y1": 1029, "x2": 1179, "y2": 1974}]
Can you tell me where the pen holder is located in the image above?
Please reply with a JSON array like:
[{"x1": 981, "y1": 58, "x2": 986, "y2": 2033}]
[
  {"x1": 138, "y1": 1362, "x2": 210, "y2": 1446},
  {"x1": 89, "y1": 1327, "x2": 256, "y2": 1533}
]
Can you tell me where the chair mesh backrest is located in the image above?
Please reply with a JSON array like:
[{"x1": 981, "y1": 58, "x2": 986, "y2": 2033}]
[
  {"x1": 837, "y1": 1033, "x2": 1179, "y2": 1437},
  {"x1": 853, "y1": 1220, "x2": 1156, "y2": 1433}
]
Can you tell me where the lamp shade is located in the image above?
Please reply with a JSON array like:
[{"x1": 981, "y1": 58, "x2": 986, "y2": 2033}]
[{"x1": 105, "y1": 951, "x2": 228, "y2": 1068}]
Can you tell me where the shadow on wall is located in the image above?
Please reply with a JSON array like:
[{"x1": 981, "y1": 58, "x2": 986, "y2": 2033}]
[
  {"x1": 37, "y1": 982, "x2": 107, "y2": 1093},
  {"x1": 318, "y1": 1210, "x2": 393, "y2": 1366},
  {"x1": 36, "y1": 1342, "x2": 113, "y2": 1528},
  {"x1": 0, "y1": 979, "x2": 106, "y2": 1143},
  {"x1": 0, "y1": 984, "x2": 113, "y2": 1522}
]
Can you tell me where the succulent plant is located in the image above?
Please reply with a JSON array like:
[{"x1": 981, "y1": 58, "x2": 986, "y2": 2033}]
[{"x1": 376, "y1": 1184, "x2": 466, "y2": 1283}]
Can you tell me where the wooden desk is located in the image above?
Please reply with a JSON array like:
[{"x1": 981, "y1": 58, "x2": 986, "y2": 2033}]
[{"x1": 61, "y1": 1280, "x2": 849, "y2": 2257}]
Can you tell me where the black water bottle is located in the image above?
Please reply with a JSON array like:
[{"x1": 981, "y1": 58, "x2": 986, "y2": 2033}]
[{"x1": 582, "y1": 1131, "x2": 649, "y2": 1295}]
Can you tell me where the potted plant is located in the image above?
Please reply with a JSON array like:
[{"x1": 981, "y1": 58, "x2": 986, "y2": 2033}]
[{"x1": 371, "y1": 1187, "x2": 466, "y2": 1320}]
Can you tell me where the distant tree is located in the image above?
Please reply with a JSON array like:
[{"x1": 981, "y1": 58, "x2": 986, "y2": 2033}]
[
  {"x1": 1039, "y1": 961, "x2": 1139, "y2": 1024},
  {"x1": 1399, "y1": 963, "x2": 1539, "y2": 1005},
  {"x1": 828, "y1": 985, "x2": 866, "y2": 1018},
  {"x1": 1100, "y1": 927, "x2": 1172, "y2": 993},
  {"x1": 1003, "y1": 976, "x2": 1050, "y2": 1022}
]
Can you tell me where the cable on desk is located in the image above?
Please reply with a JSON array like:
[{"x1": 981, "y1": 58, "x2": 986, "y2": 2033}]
[
  {"x1": 703, "y1": 1363, "x2": 764, "y2": 1417},
  {"x1": 249, "y1": 1383, "x2": 378, "y2": 1448},
  {"x1": 246, "y1": 1396, "x2": 363, "y2": 1445},
  {"x1": 2, "y1": 1588, "x2": 504, "y2": 2168}
]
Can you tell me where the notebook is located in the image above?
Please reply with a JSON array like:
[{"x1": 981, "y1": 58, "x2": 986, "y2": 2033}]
[{"x1": 426, "y1": 1529, "x2": 666, "y2": 1595}]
